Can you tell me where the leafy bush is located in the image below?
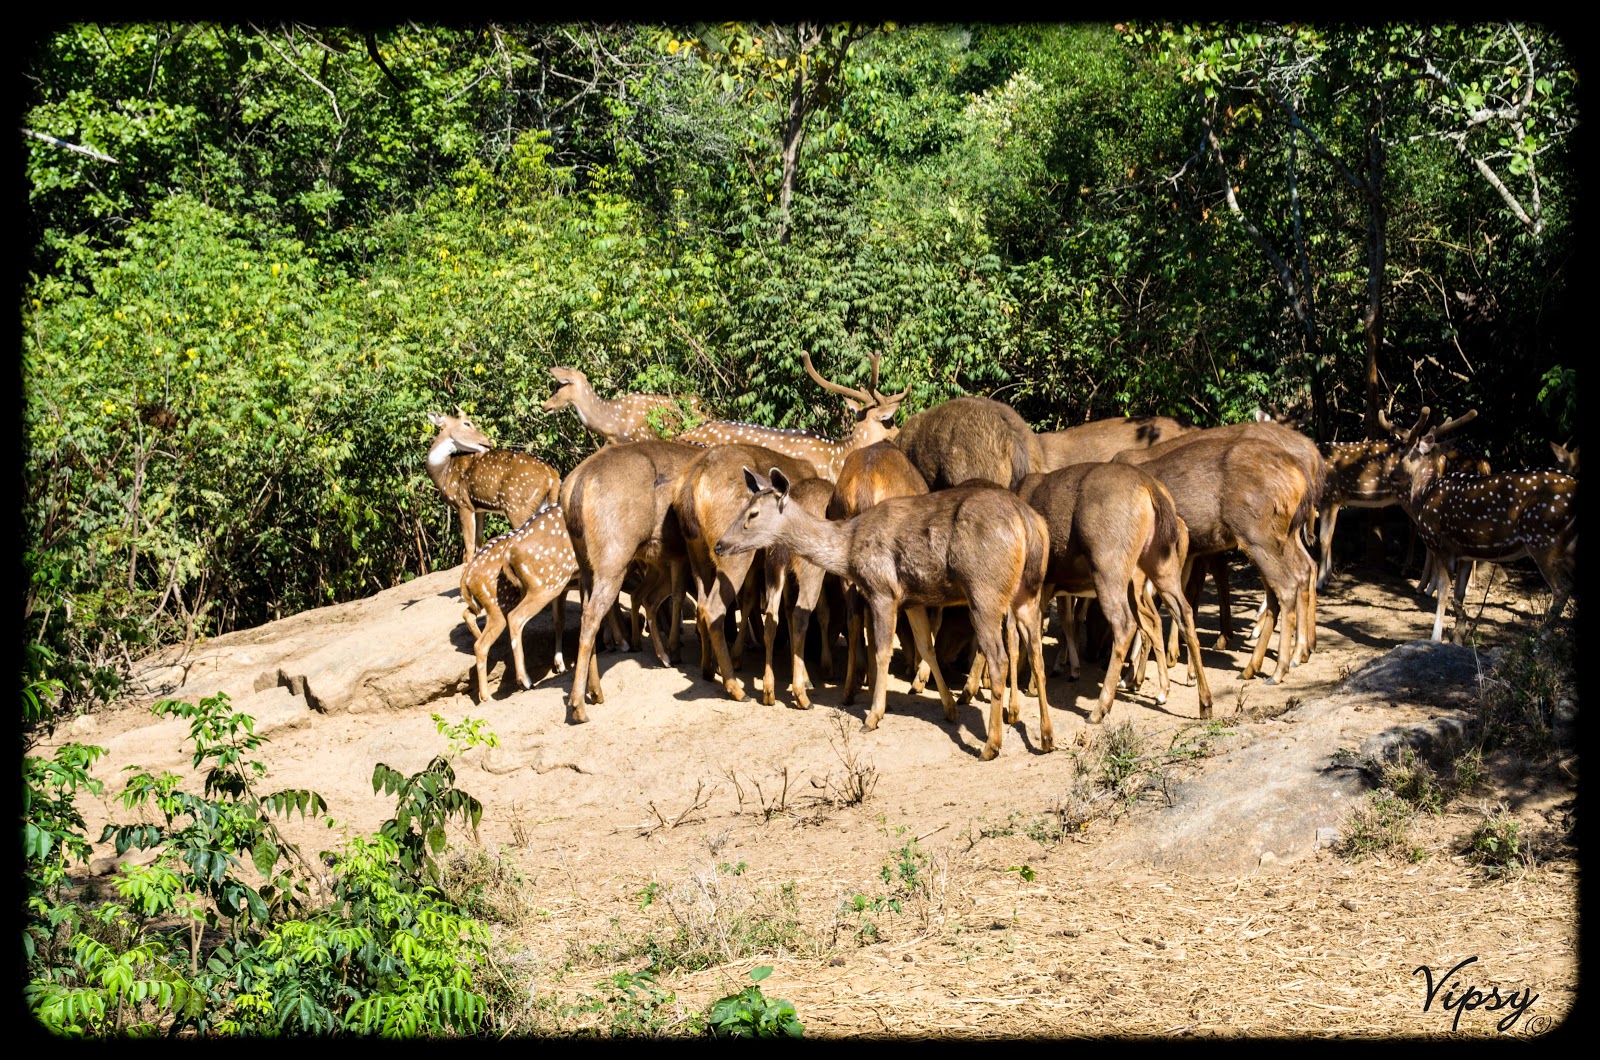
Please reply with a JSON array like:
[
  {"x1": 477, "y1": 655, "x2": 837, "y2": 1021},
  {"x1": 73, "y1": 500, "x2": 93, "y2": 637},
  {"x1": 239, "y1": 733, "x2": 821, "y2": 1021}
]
[{"x1": 707, "y1": 966, "x2": 803, "y2": 1039}]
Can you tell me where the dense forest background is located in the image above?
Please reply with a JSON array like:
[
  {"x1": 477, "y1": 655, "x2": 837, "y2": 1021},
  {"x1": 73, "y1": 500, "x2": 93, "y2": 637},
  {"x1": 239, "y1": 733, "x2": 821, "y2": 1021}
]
[{"x1": 20, "y1": 23, "x2": 1579, "y2": 721}]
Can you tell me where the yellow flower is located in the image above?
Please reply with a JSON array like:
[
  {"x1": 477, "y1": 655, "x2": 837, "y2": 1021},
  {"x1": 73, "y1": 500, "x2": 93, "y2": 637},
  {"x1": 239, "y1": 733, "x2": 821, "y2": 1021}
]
[
  {"x1": 272, "y1": 263, "x2": 282, "y2": 277},
  {"x1": 186, "y1": 348, "x2": 198, "y2": 359}
]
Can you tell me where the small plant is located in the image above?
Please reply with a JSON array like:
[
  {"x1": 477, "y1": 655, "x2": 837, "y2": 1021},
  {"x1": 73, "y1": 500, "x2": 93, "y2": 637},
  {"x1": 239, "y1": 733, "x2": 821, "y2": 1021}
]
[
  {"x1": 1380, "y1": 743, "x2": 1447, "y2": 814},
  {"x1": 707, "y1": 966, "x2": 803, "y2": 1039},
  {"x1": 815, "y1": 711, "x2": 878, "y2": 806},
  {"x1": 1006, "y1": 864, "x2": 1036, "y2": 883},
  {"x1": 570, "y1": 967, "x2": 683, "y2": 1037},
  {"x1": 1465, "y1": 805, "x2": 1525, "y2": 876},
  {"x1": 432, "y1": 712, "x2": 501, "y2": 758},
  {"x1": 1339, "y1": 790, "x2": 1426, "y2": 863}
]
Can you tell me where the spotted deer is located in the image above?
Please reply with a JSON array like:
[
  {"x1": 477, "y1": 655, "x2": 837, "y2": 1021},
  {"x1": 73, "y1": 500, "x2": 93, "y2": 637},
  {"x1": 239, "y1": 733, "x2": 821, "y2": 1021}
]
[
  {"x1": 561, "y1": 440, "x2": 703, "y2": 721},
  {"x1": 425, "y1": 409, "x2": 561, "y2": 562},
  {"x1": 1313, "y1": 404, "x2": 1484, "y2": 591},
  {"x1": 1020, "y1": 463, "x2": 1213, "y2": 722},
  {"x1": 676, "y1": 351, "x2": 907, "y2": 480},
  {"x1": 542, "y1": 366, "x2": 706, "y2": 445},
  {"x1": 460, "y1": 505, "x2": 579, "y2": 700},
  {"x1": 1390, "y1": 408, "x2": 1577, "y2": 643},
  {"x1": 716, "y1": 472, "x2": 1052, "y2": 761}
]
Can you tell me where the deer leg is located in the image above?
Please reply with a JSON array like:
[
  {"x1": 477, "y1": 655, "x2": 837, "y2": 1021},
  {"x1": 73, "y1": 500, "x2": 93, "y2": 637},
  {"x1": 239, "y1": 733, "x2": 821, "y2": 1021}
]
[
  {"x1": 705, "y1": 568, "x2": 748, "y2": 701},
  {"x1": 905, "y1": 606, "x2": 957, "y2": 722},
  {"x1": 865, "y1": 597, "x2": 899, "y2": 732},
  {"x1": 1088, "y1": 573, "x2": 1138, "y2": 725},
  {"x1": 1132, "y1": 579, "x2": 1169, "y2": 704},
  {"x1": 1213, "y1": 556, "x2": 1234, "y2": 650},
  {"x1": 550, "y1": 584, "x2": 568, "y2": 674},
  {"x1": 1014, "y1": 589, "x2": 1054, "y2": 753},
  {"x1": 1003, "y1": 609, "x2": 1021, "y2": 725},
  {"x1": 971, "y1": 607, "x2": 1011, "y2": 761},
  {"x1": 567, "y1": 569, "x2": 619, "y2": 720},
  {"x1": 789, "y1": 569, "x2": 822, "y2": 710},
  {"x1": 730, "y1": 571, "x2": 762, "y2": 671},
  {"x1": 760, "y1": 562, "x2": 788, "y2": 707},
  {"x1": 812, "y1": 575, "x2": 833, "y2": 684},
  {"x1": 471, "y1": 593, "x2": 509, "y2": 703},
  {"x1": 507, "y1": 582, "x2": 562, "y2": 690},
  {"x1": 1296, "y1": 542, "x2": 1317, "y2": 661},
  {"x1": 1316, "y1": 501, "x2": 1339, "y2": 590},
  {"x1": 959, "y1": 651, "x2": 986, "y2": 705},
  {"x1": 1158, "y1": 581, "x2": 1213, "y2": 718},
  {"x1": 1445, "y1": 559, "x2": 1473, "y2": 644},
  {"x1": 843, "y1": 588, "x2": 866, "y2": 706},
  {"x1": 909, "y1": 606, "x2": 939, "y2": 694}
]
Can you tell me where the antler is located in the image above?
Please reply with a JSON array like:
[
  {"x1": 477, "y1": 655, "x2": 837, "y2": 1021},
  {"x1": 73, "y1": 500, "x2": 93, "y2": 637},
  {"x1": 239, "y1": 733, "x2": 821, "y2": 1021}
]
[
  {"x1": 1403, "y1": 406, "x2": 1434, "y2": 446},
  {"x1": 867, "y1": 351, "x2": 910, "y2": 405},
  {"x1": 801, "y1": 350, "x2": 873, "y2": 405},
  {"x1": 1432, "y1": 409, "x2": 1478, "y2": 438}
]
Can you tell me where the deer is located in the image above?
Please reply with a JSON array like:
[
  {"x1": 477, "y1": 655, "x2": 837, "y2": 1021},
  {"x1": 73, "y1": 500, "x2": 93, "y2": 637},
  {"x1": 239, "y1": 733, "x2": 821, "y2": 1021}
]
[
  {"x1": 828, "y1": 440, "x2": 935, "y2": 703},
  {"x1": 460, "y1": 504, "x2": 579, "y2": 700},
  {"x1": 894, "y1": 395, "x2": 1045, "y2": 492},
  {"x1": 715, "y1": 471, "x2": 1052, "y2": 761},
  {"x1": 1020, "y1": 463, "x2": 1213, "y2": 722},
  {"x1": 425, "y1": 409, "x2": 561, "y2": 563},
  {"x1": 1551, "y1": 438, "x2": 1580, "y2": 476},
  {"x1": 1114, "y1": 414, "x2": 1323, "y2": 662},
  {"x1": 561, "y1": 440, "x2": 703, "y2": 721},
  {"x1": 756, "y1": 475, "x2": 838, "y2": 709},
  {"x1": 1114, "y1": 433, "x2": 1317, "y2": 684},
  {"x1": 1037, "y1": 416, "x2": 1197, "y2": 472},
  {"x1": 675, "y1": 443, "x2": 822, "y2": 702},
  {"x1": 1313, "y1": 404, "x2": 1484, "y2": 591},
  {"x1": 676, "y1": 351, "x2": 908, "y2": 480},
  {"x1": 542, "y1": 366, "x2": 706, "y2": 445},
  {"x1": 1389, "y1": 407, "x2": 1577, "y2": 643}
]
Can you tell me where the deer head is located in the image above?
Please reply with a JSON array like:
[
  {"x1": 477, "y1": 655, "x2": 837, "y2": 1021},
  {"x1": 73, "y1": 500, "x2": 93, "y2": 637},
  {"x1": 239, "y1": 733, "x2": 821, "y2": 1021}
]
[
  {"x1": 714, "y1": 467, "x2": 793, "y2": 557},
  {"x1": 542, "y1": 366, "x2": 591, "y2": 412},
  {"x1": 1551, "y1": 439, "x2": 1580, "y2": 475},
  {"x1": 427, "y1": 407, "x2": 493, "y2": 454},
  {"x1": 802, "y1": 351, "x2": 908, "y2": 447}
]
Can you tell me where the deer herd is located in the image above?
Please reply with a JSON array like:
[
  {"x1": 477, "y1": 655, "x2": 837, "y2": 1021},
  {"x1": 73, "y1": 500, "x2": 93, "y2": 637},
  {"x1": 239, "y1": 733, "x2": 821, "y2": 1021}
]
[{"x1": 427, "y1": 356, "x2": 1578, "y2": 760}]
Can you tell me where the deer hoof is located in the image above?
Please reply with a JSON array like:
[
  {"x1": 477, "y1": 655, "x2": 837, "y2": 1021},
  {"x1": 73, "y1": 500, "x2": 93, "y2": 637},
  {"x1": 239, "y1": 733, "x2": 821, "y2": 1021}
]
[
  {"x1": 1155, "y1": 692, "x2": 1167, "y2": 705},
  {"x1": 1040, "y1": 733, "x2": 1055, "y2": 754},
  {"x1": 980, "y1": 744, "x2": 1000, "y2": 762},
  {"x1": 761, "y1": 687, "x2": 775, "y2": 707},
  {"x1": 1200, "y1": 704, "x2": 1214, "y2": 720},
  {"x1": 789, "y1": 691, "x2": 813, "y2": 710},
  {"x1": 1088, "y1": 708, "x2": 1107, "y2": 724},
  {"x1": 569, "y1": 706, "x2": 589, "y2": 724},
  {"x1": 726, "y1": 679, "x2": 746, "y2": 702}
]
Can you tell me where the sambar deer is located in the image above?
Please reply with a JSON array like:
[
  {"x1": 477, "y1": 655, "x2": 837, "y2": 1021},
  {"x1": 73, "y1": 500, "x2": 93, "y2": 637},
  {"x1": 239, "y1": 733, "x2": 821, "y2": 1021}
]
[
  {"x1": 828, "y1": 440, "x2": 933, "y2": 702},
  {"x1": 676, "y1": 351, "x2": 907, "y2": 480},
  {"x1": 425, "y1": 409, "x2": 560, "y2": 562},
  {"x1": 716, "y1": 471, "x2": 1052, "y2": 761},
  {"x1": 1037, "y1": 416, "x2": 1196, "y2": 472},
  {"x1": 675, "y1": 443, "x2": 822, "y2": 702},
  {"x1": 1021, "y1": 463, "x2": 1214, "y2": 722},
  {"x1": 543, "y1": 366, "x2": 706, "y2": 445},
  {"x1": 561, "y1": 440, "x2": 702, "y2": 721},
  {"x1": 460, "y1": 504, "x2": 579, "y2": 700},
  {"x1": 1389, "y1": 408, "x2": 1577, "y2": 643},
  {"x1": 894, "y1": 395, "x2": 1046, "y2": 492},
  {"x1": 1115, "y1": 433, "x2": 1317, "y2": 684}
]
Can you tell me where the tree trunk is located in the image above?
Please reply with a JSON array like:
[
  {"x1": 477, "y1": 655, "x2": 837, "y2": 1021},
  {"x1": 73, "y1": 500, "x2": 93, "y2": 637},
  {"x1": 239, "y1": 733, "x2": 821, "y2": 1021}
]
[
  {"x1": 777, "y1": 57, "x2": 807, "y2": 246},
  {"x1": 1362, "y1": 98, "x2": 1388, "y2": 441}
]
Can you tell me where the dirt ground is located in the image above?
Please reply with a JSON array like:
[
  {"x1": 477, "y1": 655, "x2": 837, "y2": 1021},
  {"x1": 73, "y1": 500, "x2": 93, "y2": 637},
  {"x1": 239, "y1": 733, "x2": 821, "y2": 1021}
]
[{"x1": 51, "y1": 535, "x2": 1578, "y2": 1039}]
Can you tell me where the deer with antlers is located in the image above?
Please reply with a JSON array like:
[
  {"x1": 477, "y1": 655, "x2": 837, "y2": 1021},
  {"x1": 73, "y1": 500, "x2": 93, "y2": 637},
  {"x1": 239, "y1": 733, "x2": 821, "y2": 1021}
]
[
  {"x1": 1389, "y1": 407, "x2": 1577, "y2": 643},
  {"x1": 425, "y1": 409, "x2": 561, "y2": 563},
  {"x1": 460, "y1": 504, "x2": 579, "y2": 701},
  {"x1": 716, "y1": 471, "x2": 1052, "y2": 761},
  {"x1": 542, "y1": 366, "x2": 707, "y2": 445},
  {"x1": 676, "y1": 351, "x2": 908, "y2": 480},
  {"x1": 561, "y1": 440, "x2": 702, "y2": 721}
]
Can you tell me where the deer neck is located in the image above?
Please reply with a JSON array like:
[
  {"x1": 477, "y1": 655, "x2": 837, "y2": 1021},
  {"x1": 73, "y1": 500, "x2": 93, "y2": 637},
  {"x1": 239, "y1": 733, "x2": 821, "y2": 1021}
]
[
  {"x1": 571, "y1": 382, "x2": 629, "y2": 441},
  {"x1": 426, "y1": 436, "x2": 471, "y2": 500},
  {"x1": 773, "y1": 503, "x2": 856, "y2": 580},
  {"x1": 1395, "y1": 457, "x2": 1443, "y2": 518}
]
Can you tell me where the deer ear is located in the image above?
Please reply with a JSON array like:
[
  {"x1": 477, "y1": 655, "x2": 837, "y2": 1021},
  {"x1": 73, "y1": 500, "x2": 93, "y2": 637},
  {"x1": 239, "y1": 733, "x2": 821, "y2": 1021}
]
[
  {"x1": 844, "y1": 397, "x2": 862, "y2": 414},
  {"x1": 877, "y1": 403, "x2": 900, "y2": 425},
  {"x1": 455, "y1": 405, "x2": 467, "y2": 419},
  {"x1": 768, "y1": 467, "x2": 792, "y2": 511},
  {"x1": 1252, "y1": 408, "x2": 1271, "y2": 423},
  {"x1": 427, "y1": 412, "x2": 445, "y2": 427},
  {"x1": 742, "y1": 467, "x2": 767, "y2": 495},
  {"x1": 1417, "y1": 432, "x2": 1437, "y2": 456}
]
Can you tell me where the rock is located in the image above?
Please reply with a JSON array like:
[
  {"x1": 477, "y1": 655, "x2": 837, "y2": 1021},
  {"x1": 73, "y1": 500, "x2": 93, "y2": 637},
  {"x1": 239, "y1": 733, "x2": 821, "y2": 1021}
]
[
  {"x1": 1341, "y1": 898, "x2": 1359, "y2": 912},
  {"x1": 1316, "y1": 827, "x2": 1340, "y2": 849},
  {"x1": 68, "y1": 713, "x2": 99, "y2": 737}
]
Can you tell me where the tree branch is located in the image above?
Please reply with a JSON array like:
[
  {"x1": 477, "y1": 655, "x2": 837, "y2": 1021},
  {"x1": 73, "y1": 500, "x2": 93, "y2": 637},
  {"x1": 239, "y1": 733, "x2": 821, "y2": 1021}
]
[{"x1": 21, "y1": 128, "x2": 117, "y2": 164}]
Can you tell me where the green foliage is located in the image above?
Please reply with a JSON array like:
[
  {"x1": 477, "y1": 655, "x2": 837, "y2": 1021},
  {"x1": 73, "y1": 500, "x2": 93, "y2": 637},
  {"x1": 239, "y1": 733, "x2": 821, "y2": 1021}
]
[
  {"x1": 1464, "y1": 806, "x2": 1525, "y2": 877},
  {"x1": 707, "y1": 966, "x2": 804, "y2": 1039},
  {"x1": 371, "y1": 754, "x2": 484, "y2": 886},
  {"x1": 569, "y1": 968, "x2": 686, "y2": 1038},
  {"x1": 1340, "y1": 790, "x2": 1427, "y2": 863}
]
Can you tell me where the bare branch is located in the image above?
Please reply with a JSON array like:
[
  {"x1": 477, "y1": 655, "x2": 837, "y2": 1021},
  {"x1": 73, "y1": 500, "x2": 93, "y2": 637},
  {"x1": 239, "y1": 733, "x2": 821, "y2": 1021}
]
[
  {"x1": 21, "y1": 128, "x2": 117, "y2": 164},
  {"x1": 253, "y1": 23, "x2": 343, "y2": 126}
]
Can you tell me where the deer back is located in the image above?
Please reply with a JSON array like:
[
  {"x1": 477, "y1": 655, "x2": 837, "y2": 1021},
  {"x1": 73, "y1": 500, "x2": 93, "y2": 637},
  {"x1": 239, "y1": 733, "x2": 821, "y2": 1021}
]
[
  {"x1": 1037, "y1": 416, "x2": 1195, "y2": 472},
  {"x1": 828, "y1": 440, "x2": 928, "y2": 520},
  {"x1": 457, "y1": 449, "x2": 561, "y2": 525},
  {"x1": 894, "y1": 396, "x2": 1044, "y2": 492},
  {"x1": 561, "y1": 440, "x2": 700, "y2": 572},
  {"x1": 678, "y1": 421, "x2": 848, "y2": 479},
  {"x1": 677, "y1": 443, "x2": 821, "y2": 565},
  {"x1": 849, "y1": 483, "x2": 1034, "y2": 607},
  {"x1": 1394, "y1": 441, "x2": 1577, "y2": 561},
  {"x1": 1025, "y1": 462, "x2": 1165, "y2": 593}
]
